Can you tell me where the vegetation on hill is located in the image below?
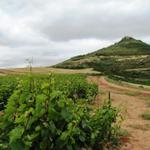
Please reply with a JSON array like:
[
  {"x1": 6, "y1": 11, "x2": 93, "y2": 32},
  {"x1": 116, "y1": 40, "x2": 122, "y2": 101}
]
[
  {"x1": 93, "y1": 36, "x2": 150, "y2": 56},
  {"x1": 54, "y1": 37, "x2": 150, "y2": 85}
]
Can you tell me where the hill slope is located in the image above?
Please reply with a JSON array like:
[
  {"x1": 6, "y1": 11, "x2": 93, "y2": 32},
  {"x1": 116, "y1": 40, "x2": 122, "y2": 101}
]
[
  {"x1": 54, "y1": 36, "x2": 150, "y2": 85},
  {"x1": 91, "y1": 36, "x2": 150, "y2": 55}
]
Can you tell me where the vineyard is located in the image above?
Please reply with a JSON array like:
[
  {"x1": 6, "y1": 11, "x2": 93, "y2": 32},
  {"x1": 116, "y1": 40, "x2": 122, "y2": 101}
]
[{"x1": 0, "y1": 73, "x2": 122, "y2": 150}]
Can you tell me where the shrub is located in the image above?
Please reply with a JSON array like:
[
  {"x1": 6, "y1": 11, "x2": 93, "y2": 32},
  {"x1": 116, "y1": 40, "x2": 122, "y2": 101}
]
[
  {"x1": 141, "y1": 112, "x2": 150, "y2": 120},
  {"x1": 0, "y1": 76, "x2": 17, "y2": 110},
  {"x1": 0, "y1": 74, "x2": 121, "y2": 150}
]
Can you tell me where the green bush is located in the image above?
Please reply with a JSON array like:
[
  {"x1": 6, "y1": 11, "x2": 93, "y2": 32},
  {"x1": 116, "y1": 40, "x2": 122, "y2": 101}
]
[
  {"x1": 0, "y1": 74, "x2": 98, "y2": 110},
  {"x1": 141, "y1": 112, "x2": 150, "y2": 120},
  {"x1": 0, "y1": 76, "x2": 17, "y2": 110},
  {"x1": 0, "y1": 74, "x2": 121, "y2": 150}
]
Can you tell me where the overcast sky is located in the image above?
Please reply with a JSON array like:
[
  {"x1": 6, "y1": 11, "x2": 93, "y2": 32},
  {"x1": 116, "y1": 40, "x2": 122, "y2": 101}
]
[{"x1": 0, "y1": 0, "x2": 150, "y2": 68}]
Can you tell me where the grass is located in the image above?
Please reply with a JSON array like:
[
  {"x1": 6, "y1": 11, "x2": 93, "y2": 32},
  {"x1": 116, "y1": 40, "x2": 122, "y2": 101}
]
[
  {"x1": 0, "y1": 67, "x2": 100, "y2": 75},
  {"x1": 141, "y1": 111, "x2": 150, "y2": 120},
  {"x1": 128, "y1": 124, "x2": 150, "y2": 131},
  {"x1": 125, "y1": 91, "x2": 139, "y2": 96},
  {"x1": 105, "y1": 77, "x2": 124, "y2": 86},
  {"x1": 118, "y1": 129, "x2": 130, "y2": 137}
]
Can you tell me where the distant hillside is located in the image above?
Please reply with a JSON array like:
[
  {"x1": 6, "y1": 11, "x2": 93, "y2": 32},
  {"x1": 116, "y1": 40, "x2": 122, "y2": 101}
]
[
  {"x1": 53, "y1": 37, "x2": 150, "y2": 85},
  {"x1": 91, "y1": 36, "x2": 150, "y2": 55}
]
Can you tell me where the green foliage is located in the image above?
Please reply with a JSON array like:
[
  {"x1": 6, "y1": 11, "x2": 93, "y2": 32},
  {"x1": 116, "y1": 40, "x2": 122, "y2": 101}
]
[
  {"x1": 0, "y1": 76, "x2": 17, "y2": 110},
  {"x1": 0, "y1": 74, "x2": 98, "y2": 110},
  {"x1": 0, "y1": 74, "x2": 121, "y2": 150},
  {"x1": 95, "y1": 36, "x2": 150, "y2": 56},
  {"x1": 141, "y1": 112, "x2": 150, "y2": 120},
  {"x1": 89, "y1": 100, "x2": 121, "y2": 149},
  {"x1": 53, "y1": 37, "x2": 150, "y2": 85}
]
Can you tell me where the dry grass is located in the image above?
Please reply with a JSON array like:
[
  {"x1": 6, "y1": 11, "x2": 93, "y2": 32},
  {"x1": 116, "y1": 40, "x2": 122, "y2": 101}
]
[
  {"x1": 128, "y1": 124, "x2": 150, "y2": 131},
  {"x1": 0, "y1": 67, "x2": 100, "y2": 75}
]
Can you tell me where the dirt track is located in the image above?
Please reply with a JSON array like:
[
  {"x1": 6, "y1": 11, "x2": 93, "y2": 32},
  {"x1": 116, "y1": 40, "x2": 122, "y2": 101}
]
[{"x1": 88, "y1": 76, "x2": 150, "y2": 150}]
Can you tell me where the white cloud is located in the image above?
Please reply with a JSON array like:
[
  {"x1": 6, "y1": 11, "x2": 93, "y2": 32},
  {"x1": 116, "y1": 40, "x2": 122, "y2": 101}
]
[{"x1": 0, "y1": 0, "x2": 150, "y2": 67}]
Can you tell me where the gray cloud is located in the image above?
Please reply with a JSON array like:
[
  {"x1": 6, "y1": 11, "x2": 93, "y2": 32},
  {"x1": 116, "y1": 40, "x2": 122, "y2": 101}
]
[
  {"x1": 37, "y1": 0, "x2": 150, "y2": 41},
  {"x1": 0, "y1": 0, "x2": 150, "y2": 67}
]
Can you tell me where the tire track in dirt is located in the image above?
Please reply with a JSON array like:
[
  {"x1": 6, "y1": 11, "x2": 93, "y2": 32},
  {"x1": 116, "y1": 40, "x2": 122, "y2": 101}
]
[{"x1": 88, "y1": 76, "x2": 150, "y2": 150}]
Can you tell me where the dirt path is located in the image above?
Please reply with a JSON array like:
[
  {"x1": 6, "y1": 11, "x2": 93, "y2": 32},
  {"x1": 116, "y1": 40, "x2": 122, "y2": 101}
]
[{"x1": 88, "y1": 76, "x2": 150, "y2": 150}]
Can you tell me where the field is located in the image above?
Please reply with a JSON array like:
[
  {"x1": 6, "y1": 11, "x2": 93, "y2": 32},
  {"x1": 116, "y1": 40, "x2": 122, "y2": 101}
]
[
  {"x1": 0, "y1": 71, "x2": 126, "y2": 150},
  {"x1": 0, "y1": 68, "x2": 150, "y2": 150},
  {"x1": 0, "y1": 67, "x2": 100, "y2": 76}
]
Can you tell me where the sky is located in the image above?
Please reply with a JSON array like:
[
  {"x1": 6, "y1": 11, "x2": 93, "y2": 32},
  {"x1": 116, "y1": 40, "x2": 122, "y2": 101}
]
[{"x1": 0, "y1": 0, "x2": 150, "y2": 68}]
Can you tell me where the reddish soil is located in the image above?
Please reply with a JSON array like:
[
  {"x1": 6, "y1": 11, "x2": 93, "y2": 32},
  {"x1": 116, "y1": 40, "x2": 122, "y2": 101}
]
[{"x1": 88, "y1": 76, "x2": 150, "y2": 150}]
